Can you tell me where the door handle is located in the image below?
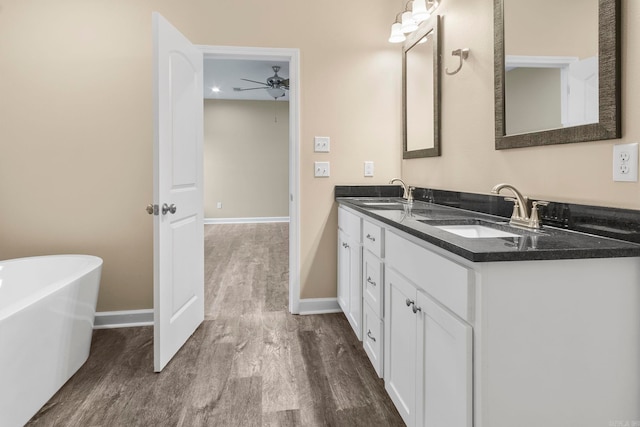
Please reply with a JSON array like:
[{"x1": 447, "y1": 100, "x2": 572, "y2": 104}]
[
  {"x1": 162, "y1": 203, "x2": 177, "y2": 215},
  {"x1": 146, "y1": 204, "x2": 159, "y2": 216}
]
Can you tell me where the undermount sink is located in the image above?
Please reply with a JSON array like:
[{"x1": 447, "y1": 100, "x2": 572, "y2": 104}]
[
  {"x1": 419, "y1": 218, "x2": 520, "y2": 239},
  {"x1": 360, "y1": 201, "x2": 406, "y2": 207},
  {"x1": 435, "y1": 224, "x2": 519, "y2": 239}
]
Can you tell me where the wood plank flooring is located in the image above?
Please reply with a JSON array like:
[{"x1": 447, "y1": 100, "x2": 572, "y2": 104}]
[{"x1": 27, "y1": 223, "x2": 404, "y2": 427}]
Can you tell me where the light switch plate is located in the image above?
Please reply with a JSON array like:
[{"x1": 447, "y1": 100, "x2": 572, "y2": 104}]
[
  {"x1": 364, "y1": 161, "x2": 374, "y2": 177},
  {"x1": 314, "y1": 161, "x2": 330, "y2": 177},
  {"x1": 613, "y1": 143, "x2": 638, "y2": 182},
  {"x1": 314, "y1": 136, "x2": 330, "y2": 153}
]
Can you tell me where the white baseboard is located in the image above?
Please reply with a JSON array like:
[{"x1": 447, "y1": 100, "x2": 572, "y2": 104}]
[
  {"x1": 297, "y1": 298, "x2": 342, "y2": 315},
  {"x1": 93, "y1": 298, "x2": 340, "y2": 328},
  {"x1": 205, "y1": 217, "x2": 290, "y2": 224},
  {"x1": 93, "y1": 309, "x2": 154, "y2": 329}
]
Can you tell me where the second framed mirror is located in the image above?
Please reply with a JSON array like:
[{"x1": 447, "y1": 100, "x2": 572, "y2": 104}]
[{"x1": 403, "y1": 15, "x2": 442, "y2": 159}]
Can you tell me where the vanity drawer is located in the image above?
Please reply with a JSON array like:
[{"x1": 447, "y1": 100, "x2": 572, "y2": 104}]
[
  {"x1": 363, "y1": 219, "x2": 383, "y2": 257},
  {"x1": 338, "y1": 206, "x2": 361, "y2": 240},
  {"x1": 363, "y1": 250, "x2": 383, "y2": 317},
  {"x1": 363, "y1": 302, "x2": 383, "y2": 378},
  {"x1": 386, "y1": 230, "x2": 471, "y2": 321}
]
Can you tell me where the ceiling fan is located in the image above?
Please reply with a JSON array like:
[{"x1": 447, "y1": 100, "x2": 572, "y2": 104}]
[{"x1": 233, "y1": 65, "x2": 290, "y2": 99}]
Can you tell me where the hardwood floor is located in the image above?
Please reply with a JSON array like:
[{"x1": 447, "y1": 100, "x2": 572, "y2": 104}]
[{"x1": 27, "y1": 223, "x2": 404, "y2": 427}]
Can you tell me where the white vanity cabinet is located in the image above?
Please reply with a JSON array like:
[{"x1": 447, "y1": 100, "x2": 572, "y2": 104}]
[
  {"x1": 338, "y1": 201, "x2": 640, "y2": 427},
  {"x1": 384, "y1": 231, "x2": 473, "y2": 427},
  {"x1": 337, "y1": 206, "x2": 362, "y2": 339}
]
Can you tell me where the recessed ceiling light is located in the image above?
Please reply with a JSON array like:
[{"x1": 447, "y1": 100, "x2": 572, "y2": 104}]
[{"x1": 211, "y1": 86, "x2": 221, "y2": 93}]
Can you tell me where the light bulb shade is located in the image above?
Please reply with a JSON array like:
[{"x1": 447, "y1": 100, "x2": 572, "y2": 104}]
[
  {"x1": 267, "y1": 87, "x2": 286, "y2": 99},
  {"x1": 388, "y1": 22, "x2": 406, "y2": 43},
  {"x1": 412, "y1": 0, "x2": 430, "y2": 22},
  {"x1": 401, "y1": 11, "x2": 418, "y2": 33}
]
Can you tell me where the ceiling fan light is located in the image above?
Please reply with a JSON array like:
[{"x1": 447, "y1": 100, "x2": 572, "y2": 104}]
[
  {"x1": 267, "y1": 87, "x2": 286, "y2": 99},
  {"x1": 412, "y1": 0, "x2": 430, "y2": 23},
  {"x1": 401, "y1": 11, "x2": 418, "y2": 33},
  {"x1": 388, "y1": 22, "x2": 406, "y2": 43}
]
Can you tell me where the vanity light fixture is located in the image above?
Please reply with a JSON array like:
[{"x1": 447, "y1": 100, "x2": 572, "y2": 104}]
[
  {"x1": 388, "y1": 14, "x2": 407, "y2": 43},
  {"x1": 401, "y1": 10, "x2": 419, "y2": 33},
  {"x1": 412, "y1": 0, "x2": 430, "y2": 23},
  {"x1": 388, "y1": 0, "x2": 441, "y2": 43}
]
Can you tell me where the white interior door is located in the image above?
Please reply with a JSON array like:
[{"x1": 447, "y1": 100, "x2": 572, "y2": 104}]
[
  {"x1": 567, "y1": 56, "x2": 599, "y2": 126},
  {"x1": 152, "y1": 12, "x2": 204, "y2": 372}
]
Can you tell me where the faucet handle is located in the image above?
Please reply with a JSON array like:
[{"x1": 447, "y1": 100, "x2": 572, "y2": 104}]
[
  {"x1": 504, "y1": 197, "x2": 521, "y2": 220},
  {"x1": 529, "y1": 201, "x2": 550, "y2": 229},
  {"x1": 407, "y1": 186, "x2": 415, "y2": 203}
]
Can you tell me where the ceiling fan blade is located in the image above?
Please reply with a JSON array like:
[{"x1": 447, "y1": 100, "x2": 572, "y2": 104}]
[
  {"x1": 240, "y1": 78, "x2": 269, "y2": 86},
  {"x1": 233, "y1": 87, "x2": 269, "y2": 91}
]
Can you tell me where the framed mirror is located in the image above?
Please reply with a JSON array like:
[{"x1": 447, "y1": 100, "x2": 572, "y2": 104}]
[
  {"x1": 494, "y1": 0, "x2": 620, "y2": 149},
  {"x1": 403, "y1": 15, "x2": 441, "y2": 158}
]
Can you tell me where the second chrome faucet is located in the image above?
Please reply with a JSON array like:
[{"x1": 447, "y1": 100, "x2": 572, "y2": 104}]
[{"x1": 491, "y1": 183, "x2": 548, "y2": 230}]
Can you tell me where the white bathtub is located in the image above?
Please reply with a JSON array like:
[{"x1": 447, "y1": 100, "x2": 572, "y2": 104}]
[{"x1": 0, "y1": 255, "x2": 102, "y2": 427}]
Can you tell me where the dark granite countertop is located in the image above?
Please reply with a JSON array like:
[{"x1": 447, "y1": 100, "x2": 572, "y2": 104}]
[{"x1": 337, "y1": 197, "x2": 640, "y2": 262}]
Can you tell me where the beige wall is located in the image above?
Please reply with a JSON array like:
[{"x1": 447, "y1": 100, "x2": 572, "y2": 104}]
[
  {"x1": 204, "y1": 99, "x2": 288, "y2": 219},
  {"x1": 402, "y1": 0, "x2": 640, "y2": 211},
  {"x1": 0, "y1": 0, "x2": 401, "y2": 309}
]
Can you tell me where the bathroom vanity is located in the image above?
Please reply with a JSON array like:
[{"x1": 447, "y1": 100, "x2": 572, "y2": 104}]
[{"x1": 336, "y1": 194, "x2": 640, "y2": 427}]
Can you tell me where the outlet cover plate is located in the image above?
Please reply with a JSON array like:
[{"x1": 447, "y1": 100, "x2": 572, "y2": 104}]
[{"x1": 613, "y1": 143, "x2": 638, "y2": 182}]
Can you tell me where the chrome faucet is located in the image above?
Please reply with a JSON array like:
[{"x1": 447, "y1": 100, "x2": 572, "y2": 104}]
[
  {"x1": 389, "y1": 178, "x2": 414, "y2": 203},
  {"x1": 491, "y1": 183, "x2": 548, "y2": 229}
]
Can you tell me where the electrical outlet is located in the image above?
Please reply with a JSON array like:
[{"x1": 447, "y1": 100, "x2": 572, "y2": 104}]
[
  {"x1": 364, "y1": 161, "x2": 374, "y2": 177},
  {"x1": 613, "y1": 143, "x2": 638, "y2": 182},
  {"x1": 314, "y1": 161, "x2": 330, "y2": 177},
  {"x1": 314, "y1": 136, "x2": 330, "y2": 153}
]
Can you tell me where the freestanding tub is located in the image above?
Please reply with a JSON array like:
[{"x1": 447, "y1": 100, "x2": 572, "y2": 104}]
[{"x1": 0, "y1": 255, "x2": 102, "y2": 427}]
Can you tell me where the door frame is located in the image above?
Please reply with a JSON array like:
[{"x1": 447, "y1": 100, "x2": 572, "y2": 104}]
[{"x1": 198, "y1": 45, "x2": 301, "y2": 314}]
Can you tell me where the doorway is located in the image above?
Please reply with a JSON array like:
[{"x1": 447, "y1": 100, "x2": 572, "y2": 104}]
[{"x1": 199, "y1": 46, "x2": 300, "y2": 314}]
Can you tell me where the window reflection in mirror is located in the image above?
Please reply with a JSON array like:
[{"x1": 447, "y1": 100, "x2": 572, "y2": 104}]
[
  {"x1": 403, "y1": 16, "x2": 441, "y2": 158},
  {"x1": 504, "y1": 0, "x2": 598, "y2": 135}
]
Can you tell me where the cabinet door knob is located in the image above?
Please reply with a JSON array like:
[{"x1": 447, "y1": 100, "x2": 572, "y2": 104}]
[
  {"x1": 412, "y1": 304, "x2": 422, "y2": 314},
  {"x1": 406, "y1": 298, "x2": 415, "y2": 307},
  {"x1": 367, "y1": 330, "x2": 377, "y2": 342},
  {"x1": 366, "y1": 234, "x2": 376, "y2": 242},
  {"x1": 367, "y1": 276, "x2": 376, "y2": 287},
  {"x1": 342, "y1": 242, "x2": 349, "y2": 248}
]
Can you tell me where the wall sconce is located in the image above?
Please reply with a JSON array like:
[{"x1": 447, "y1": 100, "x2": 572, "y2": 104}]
[{"x1": 388, "y1": 0, "x2": 441, "y2": 44}]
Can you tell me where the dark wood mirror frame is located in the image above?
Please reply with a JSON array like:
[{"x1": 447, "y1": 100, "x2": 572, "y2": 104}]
[
  {"x1": 494, "y1": 0, "x2": 621, "y2": 150},
  {"x1": 403, "y1": 15, "x2": 442, "y2": 159}
]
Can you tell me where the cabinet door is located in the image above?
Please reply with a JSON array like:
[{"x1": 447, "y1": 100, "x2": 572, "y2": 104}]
[
  {"x1": 347, "y1": 236, "x2": 362, "y2": 339},
  {"x1": 416, "y1": 292, "x2": 472, "y2": 427},
  {"x1": 338, "y1": 230, "x2": 362, "y2": 339},
  {"x1": 337, "y1": 230, "x2": 350, "y2": 314},
  {"x1": 384, "y1": 268, "x2": 418, "y2": 426}
]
